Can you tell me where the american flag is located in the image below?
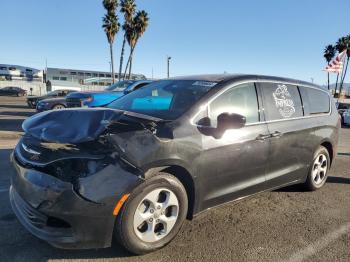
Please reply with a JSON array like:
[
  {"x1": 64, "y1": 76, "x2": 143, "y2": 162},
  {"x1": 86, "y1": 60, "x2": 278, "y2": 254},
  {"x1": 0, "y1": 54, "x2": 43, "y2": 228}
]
[{"x1": 324, "y1": 50, "x2": 347, "y2": 73}]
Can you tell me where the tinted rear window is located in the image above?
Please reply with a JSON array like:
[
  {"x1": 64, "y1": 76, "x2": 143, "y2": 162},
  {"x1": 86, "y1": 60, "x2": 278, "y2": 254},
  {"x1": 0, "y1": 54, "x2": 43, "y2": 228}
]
[
  {"x1": 299, "y1": 87, "x2": 330, "y2": 115},
  {"x1": 260, "y1": 83, "x2": 303, "y2": 121}
]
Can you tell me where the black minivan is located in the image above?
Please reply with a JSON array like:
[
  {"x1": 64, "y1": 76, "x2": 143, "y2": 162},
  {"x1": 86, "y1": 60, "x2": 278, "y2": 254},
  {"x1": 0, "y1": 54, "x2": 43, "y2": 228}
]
[{"x1": 10, "y1": 75, "x2": 339, "y2": 254}]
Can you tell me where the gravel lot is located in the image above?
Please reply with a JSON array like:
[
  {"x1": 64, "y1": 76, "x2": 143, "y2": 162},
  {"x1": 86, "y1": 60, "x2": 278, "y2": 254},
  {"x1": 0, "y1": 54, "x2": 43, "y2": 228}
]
[{"x1": 1, "y1": 96, "x2": 350, "y2": 262}]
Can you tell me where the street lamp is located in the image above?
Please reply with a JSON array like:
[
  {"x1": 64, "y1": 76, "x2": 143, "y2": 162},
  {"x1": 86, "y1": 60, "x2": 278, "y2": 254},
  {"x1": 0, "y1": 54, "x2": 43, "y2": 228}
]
[{"x1": 167, "y1": 56, "x2": 171, "y2": 78}]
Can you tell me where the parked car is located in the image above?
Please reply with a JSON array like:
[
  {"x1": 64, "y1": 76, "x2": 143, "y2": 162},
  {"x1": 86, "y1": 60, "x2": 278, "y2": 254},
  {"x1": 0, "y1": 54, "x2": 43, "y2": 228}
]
[
  {"x1": 0, "y1": 86, "x2": 26, "y2": 96},
  {"x1": 342, "y1": 109, "x2": 350, "y2": 125},
  {"x1": 337, "y1": 102, "x2": 350, "y2": 124},
  {"x1": 27, "y1": 89, "x2": 77, "y2": 108},
  {"x1": 65, "y1": 80, "x2": 152, "y2": 108},
  {"x1": 36, "y1": 97, "x2": 67, "y2": 112},
  {"x1": 10, "y1": 74, "x2": 339, "y2": 254}
]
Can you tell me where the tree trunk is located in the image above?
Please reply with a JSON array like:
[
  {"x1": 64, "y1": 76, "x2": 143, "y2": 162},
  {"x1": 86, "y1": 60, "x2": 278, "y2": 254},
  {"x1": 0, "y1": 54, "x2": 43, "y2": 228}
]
[
  {"x1": 128, "y1": 51, "x2": 133, "y2": 80},
  {"x1": 118, "y1": 35, "x2": 126, "y2": 81},
  {"x1": 123, "y1": 46, "x2": 135, "y2": 80},
  {"x1": 339, "y1": 57, "x2": 349, "y2": 97},
  {"x1": 110, "y1": 43, "x2": 115, "y2": 84},
  {"x1": 327, "y1": 72, "x2": 330, "y2": 90}
]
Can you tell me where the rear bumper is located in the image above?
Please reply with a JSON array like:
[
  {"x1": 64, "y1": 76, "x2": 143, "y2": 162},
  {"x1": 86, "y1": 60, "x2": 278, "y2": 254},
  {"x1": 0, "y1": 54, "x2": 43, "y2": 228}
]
[{"x1": 10, "y1": 151, "x2": 142, "y2": 249}]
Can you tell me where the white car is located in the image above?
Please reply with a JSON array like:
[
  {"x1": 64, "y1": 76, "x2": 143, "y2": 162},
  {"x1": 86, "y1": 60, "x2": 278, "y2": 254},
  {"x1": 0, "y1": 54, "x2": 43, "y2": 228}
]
[{"x1": 343, "y1": 109, "x2": 350, "y2": 125}]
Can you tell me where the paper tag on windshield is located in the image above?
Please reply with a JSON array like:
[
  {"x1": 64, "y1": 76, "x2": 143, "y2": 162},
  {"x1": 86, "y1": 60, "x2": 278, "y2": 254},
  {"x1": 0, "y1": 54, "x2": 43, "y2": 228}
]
[{"x1": 192, "y1": 81, "x2": 217, "y2": 87}]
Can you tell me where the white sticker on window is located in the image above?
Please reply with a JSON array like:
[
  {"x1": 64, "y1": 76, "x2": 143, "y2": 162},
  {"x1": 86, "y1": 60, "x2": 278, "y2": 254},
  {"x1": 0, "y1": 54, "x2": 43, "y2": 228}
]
[
  {"x1": 192, "y1": 81, "x2": 217, "y2": 87},
  {"x1": 272, "y1": 85, "x2": 296, "y2": 118}
]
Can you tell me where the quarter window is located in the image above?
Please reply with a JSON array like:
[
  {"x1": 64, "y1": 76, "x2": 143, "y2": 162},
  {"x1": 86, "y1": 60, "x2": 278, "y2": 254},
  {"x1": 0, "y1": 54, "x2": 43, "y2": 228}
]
[
  {"x1": 260, "y1": 83, "x2": 303, "y2": 121},
  {"x1": 299, "y1": 86, "x2": 330, "y2": 115},
  {"x1": 209, "y1": 83, "x2": 259, "y2": 127}
]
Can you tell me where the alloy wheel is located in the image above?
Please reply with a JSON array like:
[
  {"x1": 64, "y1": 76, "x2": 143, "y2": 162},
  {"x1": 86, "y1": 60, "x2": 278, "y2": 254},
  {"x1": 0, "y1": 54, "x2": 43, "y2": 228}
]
[
  {"x1": 312, "y1": 154, "x2": 328, "y2": 185},
  {"x1": 133, "y1": 188, "x2": 179, "y2": 243}
]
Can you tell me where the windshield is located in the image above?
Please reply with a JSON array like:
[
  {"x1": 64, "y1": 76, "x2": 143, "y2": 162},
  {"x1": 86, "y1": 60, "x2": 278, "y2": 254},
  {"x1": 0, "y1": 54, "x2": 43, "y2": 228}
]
[
  {"x1": 105, "y1": 80, "x2": 135, "y2": 92},
  {"x1": 107, "y1": 80, "x2": 218, "y2": 120}
]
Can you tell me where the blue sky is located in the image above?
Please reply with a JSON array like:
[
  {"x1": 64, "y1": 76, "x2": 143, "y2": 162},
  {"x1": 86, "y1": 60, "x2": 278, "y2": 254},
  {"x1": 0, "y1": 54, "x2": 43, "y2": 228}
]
[{"x1": 1, "y1": 0, "x2": 349, "y2": 84}]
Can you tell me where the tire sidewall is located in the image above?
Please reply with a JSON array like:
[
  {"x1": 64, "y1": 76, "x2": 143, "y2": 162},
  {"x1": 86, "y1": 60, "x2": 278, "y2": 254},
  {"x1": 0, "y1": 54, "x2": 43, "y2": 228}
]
[
  {"x1": 116, "y1": 174, "x2": 188, "y2": 254},
  {"x1": 53, "y1": 104, "x2": 65, "y2": 110},
  {"x1": 307, "y1": 146, "x2": 330, "y2": 190}
]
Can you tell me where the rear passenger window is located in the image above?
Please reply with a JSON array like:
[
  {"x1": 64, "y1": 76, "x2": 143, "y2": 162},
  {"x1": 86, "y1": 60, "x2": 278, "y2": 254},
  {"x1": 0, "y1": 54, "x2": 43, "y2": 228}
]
[
  {"x1": 299, "y1": 87, "x2": 330, "y2": 115},
  {"x1": 260, "y1": 83, "x2": 303, "y2": 121},
  {"x1": 209, "y1": 83, "x2": 259, "y2": 127}
]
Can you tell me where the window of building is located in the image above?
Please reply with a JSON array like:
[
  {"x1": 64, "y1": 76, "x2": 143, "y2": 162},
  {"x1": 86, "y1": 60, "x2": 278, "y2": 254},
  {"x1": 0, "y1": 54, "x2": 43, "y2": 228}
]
[
  {"x1": 52, "y1": 76, "x2": 60, "y2": 80},
  {"x1": 70, "y1": 72, "x2": 77, "y2": 75},
  {"x1": 260, "y1": 83, "x2": 303, "y2": 121},
  {"x1": 85, "y1": 73, "x2": 91, "y2": 77},
  {"x1": 78, "y1": 72, "x2": 84, "y2": 76},
  {"x1": 99, "y1": 74, "x2": 105, "y2": 77},
  {"x1": 60, "y1": 77, "x2": 67, "y2": 81},
  {"x1": 299, "y1": 86, "x2": 330, "y2": 115},
  {"x1": 0, "y1": 67, "x2": 7, "y2": 70},
  {"x1": 92, "y1": 73, "x2": 98, "y2": 77},
  {"x1": 26, "y1": 69, "x2": 33, "y2": 72},
  {"x1": 59, "y1": 71, "x2": 68, "y2": 75},
  {"x1": 99, "y1": 82, "x2": 105, "y2": 86},
  {"x1": 106, "y1": 74, "x2": 111, "y2": 77},
  {"x1": 209, "y1": 83, "x2": 259, "y2": 127},
  {"x1": 9, "y1": 67, "x2": 16, "y2": 71}
]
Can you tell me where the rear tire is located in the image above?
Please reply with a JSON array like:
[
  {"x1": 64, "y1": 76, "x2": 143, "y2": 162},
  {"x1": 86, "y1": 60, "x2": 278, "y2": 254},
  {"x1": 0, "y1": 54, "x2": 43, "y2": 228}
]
[
  {"x1": 52, "y1": 104, "x2": 65, "y2": 110},
  {"x1": 114, "y1": 173, "x2": 188, "y2": 255},
  {"x1": 304, "y1": 146, "x2": 330, "y2": 191}
]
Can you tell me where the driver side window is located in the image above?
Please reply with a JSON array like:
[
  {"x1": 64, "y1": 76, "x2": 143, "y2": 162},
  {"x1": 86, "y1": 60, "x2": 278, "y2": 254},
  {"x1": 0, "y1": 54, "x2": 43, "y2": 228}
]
[{"x1": 208, "y1": 83, "x2": 259, "y2": 127}]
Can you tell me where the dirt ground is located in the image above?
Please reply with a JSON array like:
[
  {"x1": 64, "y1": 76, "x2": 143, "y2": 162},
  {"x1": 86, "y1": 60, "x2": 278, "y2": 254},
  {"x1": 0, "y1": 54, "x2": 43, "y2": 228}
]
[{"x1": 1, "y1": 96, "x2": 350, "y2": 262}]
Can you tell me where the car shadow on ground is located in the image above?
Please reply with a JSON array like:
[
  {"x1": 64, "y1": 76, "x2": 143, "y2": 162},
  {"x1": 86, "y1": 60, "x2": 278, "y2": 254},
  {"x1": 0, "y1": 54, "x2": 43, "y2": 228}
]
[
  {"x1": 0, "y1": 104, "x2": 29, "y2": 109},
  {"x1": 0, "y1": 111, "x2": 35, "y2": 118},
  {"x1": 327, "y1": 176, "x2": 350, "y2": 185},
  {"x1": 276, "y1": 175, "x2": 350, "y2": 193},
  {"x1": 0, "y1": 119, "x2": 27, "y2": 132}
]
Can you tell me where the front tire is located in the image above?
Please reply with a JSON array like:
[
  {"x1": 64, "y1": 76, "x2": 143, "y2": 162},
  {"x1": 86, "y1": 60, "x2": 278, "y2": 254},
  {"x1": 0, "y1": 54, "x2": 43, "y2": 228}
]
[
  {"x1": 304, "y1": 146, "x2": 330, "y2": 191},
  {"x1": 114, "y1": 173, "x2": 188, "y2": 255}
]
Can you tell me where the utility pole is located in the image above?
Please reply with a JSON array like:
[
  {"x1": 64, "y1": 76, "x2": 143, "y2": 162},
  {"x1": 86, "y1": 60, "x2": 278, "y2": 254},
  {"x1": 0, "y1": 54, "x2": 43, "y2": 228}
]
[{"x1": 167, "y1": 56, "x2": 171, "y2": 78}]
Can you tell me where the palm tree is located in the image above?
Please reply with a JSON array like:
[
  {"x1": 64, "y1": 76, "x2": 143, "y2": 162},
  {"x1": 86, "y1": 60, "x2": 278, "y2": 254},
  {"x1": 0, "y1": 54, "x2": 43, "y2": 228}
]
[
  {"x1": 118, "y1": 0, "x2": 136, "y2": 81},
  {"x1": 123, "y1": 10, "x2": 149, "y2": 79},
  {"x1": 102, "y1": 0, "x2": 120, "y2": 84},
  {"x1": 324, "y1": 45, "x2": 336, "y2": 90},
  {"x1": 334, "y1": 36, "x2": 348, "y2": 97},
  {"x1": 338, "y1": 35, "x2": 350, "y2": 97}
]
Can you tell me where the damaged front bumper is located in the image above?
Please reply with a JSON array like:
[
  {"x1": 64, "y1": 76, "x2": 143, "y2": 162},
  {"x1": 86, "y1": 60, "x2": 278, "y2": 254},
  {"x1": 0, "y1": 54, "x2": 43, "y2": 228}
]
[{"x1": 10, "y1": 139, "x2": 143, "y2": 249}]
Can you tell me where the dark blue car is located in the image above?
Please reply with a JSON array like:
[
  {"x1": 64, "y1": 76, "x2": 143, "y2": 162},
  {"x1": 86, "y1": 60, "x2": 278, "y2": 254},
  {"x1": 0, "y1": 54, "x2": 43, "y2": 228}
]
[{"x1": 66, "y1": 80, "x2": 152, "y2": 108}]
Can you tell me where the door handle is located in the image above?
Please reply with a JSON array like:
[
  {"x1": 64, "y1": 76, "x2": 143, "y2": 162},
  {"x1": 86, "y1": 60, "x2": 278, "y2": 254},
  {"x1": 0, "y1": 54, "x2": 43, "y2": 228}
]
[
  {"x1": 270, "y1": 131, "x2": 282, "y2": 138},
  {"x1": 256, "y1": 134, "x2": 271, "y2": 141}
]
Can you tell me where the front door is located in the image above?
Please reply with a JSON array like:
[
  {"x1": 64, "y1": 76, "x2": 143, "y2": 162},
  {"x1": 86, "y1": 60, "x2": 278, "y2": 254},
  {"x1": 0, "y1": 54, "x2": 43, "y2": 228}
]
[{"x1": 197, "y1": 82, "x2": 270, "y2": 210}]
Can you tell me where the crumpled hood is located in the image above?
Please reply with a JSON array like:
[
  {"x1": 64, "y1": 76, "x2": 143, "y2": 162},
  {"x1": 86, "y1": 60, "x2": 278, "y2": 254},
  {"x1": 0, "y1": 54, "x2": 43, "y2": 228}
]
[{"x1": 22, "y1": 108, "x2": 124, "y2": 144}]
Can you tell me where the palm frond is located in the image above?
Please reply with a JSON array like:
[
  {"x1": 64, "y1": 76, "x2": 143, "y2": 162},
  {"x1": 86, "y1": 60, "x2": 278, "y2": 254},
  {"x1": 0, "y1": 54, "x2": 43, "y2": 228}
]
[
  {"x1": 103, "y1": 13, "x2": 120, "y2": 44},
  {"x1": 324, "y1": 44, "x2": 336, "y2": 63}
]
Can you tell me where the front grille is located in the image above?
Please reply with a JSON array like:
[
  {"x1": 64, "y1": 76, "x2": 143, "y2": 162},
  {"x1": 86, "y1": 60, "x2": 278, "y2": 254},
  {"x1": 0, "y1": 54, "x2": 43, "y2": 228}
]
[{"x1": 66, "y1": 98, "x2": 82, "y2": 108}]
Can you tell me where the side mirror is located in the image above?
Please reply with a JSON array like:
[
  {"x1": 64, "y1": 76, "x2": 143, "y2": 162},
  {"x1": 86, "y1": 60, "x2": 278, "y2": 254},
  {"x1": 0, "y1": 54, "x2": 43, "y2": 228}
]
[{"x1": 217, "y1": 113, "x2": 246, "y2": 131}]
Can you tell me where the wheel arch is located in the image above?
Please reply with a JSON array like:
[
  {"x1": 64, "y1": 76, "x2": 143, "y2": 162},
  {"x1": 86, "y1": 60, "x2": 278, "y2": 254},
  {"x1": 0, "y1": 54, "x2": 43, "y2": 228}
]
[
  {"x1": 320, "y1": 140, "x2": 334, "y2": 166},
  {"x1": 144, "y1": 165, "x2": 196, "y2": 220}
]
